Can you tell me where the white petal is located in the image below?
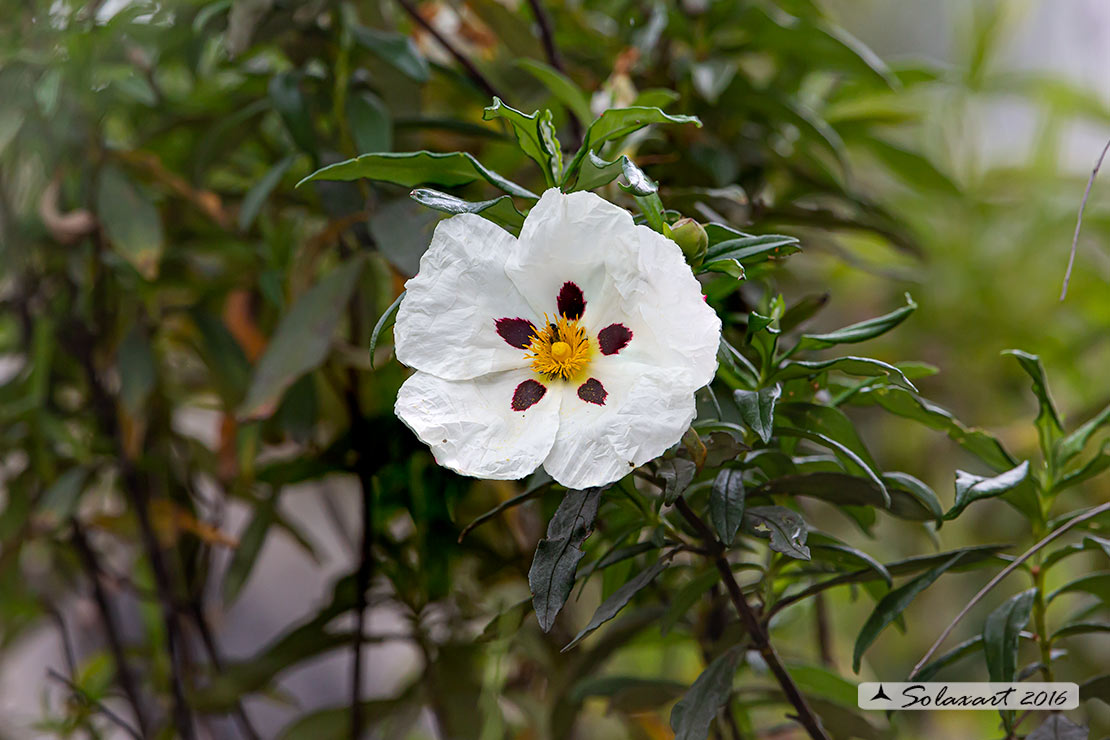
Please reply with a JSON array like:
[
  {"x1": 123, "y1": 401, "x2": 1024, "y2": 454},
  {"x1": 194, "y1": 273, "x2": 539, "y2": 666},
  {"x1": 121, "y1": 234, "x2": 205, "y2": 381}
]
[
  {"x1": 542, "y1": 360, "x2": 698, "y2": 489},
  {"x1": 396, "y1": 369, "x2": 561, "y2": 481},
  {"x1": 505, "y1": 189, "x2": 635, "y2": 319},
  {"x1": 394, "y1": 214, "x2": 535, "y2": 381},
  {"x1": 599, "y1": 224, "x2": 721, "y2": 387}
]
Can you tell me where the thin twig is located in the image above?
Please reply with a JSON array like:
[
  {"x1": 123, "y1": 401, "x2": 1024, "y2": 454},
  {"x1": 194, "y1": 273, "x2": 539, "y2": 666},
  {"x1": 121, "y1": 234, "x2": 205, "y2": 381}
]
[
  {"x1": 673, "y1": 498, "x2": 831, "y2": 740},
  {"x1": 70, "y1": 521, "x2": 151, "y2": 738},
  {"x1": 394, "y1": 0, "x2": 506, "y2": 102},
  {"x1": 910, "y1": 501, "x2": 1110, "y2": 678},
  {"x1": 187, "y1": 599, "x2": 261, "y2": 740},
  {"x1": 1061, "y1": 136, "x2": 1110, "y2": 300},
  {"x1": 47, "y1": 668, "x2": 144, "y2": 740}
]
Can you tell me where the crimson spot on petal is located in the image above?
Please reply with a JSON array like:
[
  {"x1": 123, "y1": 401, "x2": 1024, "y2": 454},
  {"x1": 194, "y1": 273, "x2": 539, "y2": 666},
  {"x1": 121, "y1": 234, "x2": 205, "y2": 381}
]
[
  {"x1": 598, "y1": 323, "x2": 633, "y2": 355},
  {"x1": 557, "y1": 281, "x2": 586, "y2": 320},
  {"x1": 577, "y1": 378, "x2": 607, "y2": 406},
  {"x1": 512, "y1": 379, "x2": 547, "y2": 411},
  {"x1": 495, "y1": 317, "x2": 536, "y2": 349}
]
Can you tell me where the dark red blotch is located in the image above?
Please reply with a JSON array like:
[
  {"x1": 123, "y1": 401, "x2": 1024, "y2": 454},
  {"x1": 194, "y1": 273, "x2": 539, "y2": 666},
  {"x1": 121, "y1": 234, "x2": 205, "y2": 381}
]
[
  {"x1": 577, "y1": 378, "x2": 607, "y2": 406},
  {"x1": 557, "y1": 281, "x2": 586, "y2": 320},
  {"x1": 512, "y1": 379, "x2": 547, "y2": 411},
  {"x1": 597, "y1": 323, "x2": 633, "y2": 355},
  {"x1": 495, "y1": 317, "x2": 536, "y2": 349}
]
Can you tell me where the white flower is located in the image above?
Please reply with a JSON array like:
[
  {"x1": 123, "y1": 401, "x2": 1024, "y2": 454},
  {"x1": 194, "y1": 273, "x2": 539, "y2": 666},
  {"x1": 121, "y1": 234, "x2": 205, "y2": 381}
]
[{"x1": 393, "y1": 189, "x2": 722, "y2": 489}]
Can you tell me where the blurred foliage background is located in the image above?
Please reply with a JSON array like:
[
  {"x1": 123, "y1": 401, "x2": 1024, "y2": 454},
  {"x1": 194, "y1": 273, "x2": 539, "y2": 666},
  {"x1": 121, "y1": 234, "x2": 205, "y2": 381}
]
[{"x1": 3, "y1": 0, "x2": 1110, "y2": 738}]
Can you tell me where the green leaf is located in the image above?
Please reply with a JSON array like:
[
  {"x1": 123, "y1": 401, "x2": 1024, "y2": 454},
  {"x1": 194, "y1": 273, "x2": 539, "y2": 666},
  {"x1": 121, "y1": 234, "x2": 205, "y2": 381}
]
[
  {"x1": 36, "y1": 467, "x2": 89, "y2": 529},
  {"x1": 945, "y1": 461, "x2": 1030, "y2": 520},
  {"x1": 96, "y1": 164, "x2": 164, "y2": 280},
  {"x1": 562, "y1": 557, "x2": 671, "y2": 651},
  {"x1": 634, "y1": 191, "x2": 666, "y2": 233},
  {"x1": 1044, "y1": 534, "x2": 1110, "y2": 570},
  {"x1": 350, "y1": 24, "x2": 429, "y2": 82},
  {"x1": 239, "y1": 155, "x2": 295, "y2": 231},
  {"x1": 564, "y1": 107, "x2": 701, "y2": 184},
  {"x1": 807, "y1": 534, "x2": 892, "y2": 587},
  {"x1": 863, "y1": 138, "x2": 960, "y2": 195},
  {"x1": 656, "y1": 457, "x2": 697, "y2": 505},
  {"x1": 1081, "y1": 673, "x2": 1110, "y2": 706},
  {"x1": 670, "y1": 647, "x2": 741, "y2": 740},
  {"x1": 529, "y1": 488, "x2": 602, "y2": 632},
  {"x1": 659, "y1": 568, "x2": 718, "y2": 636},
  {"x1": 369, "y1": 291, "x2": 404, "y2": 369},
  {"x1": 1004, "y1": 350, "x2": 1064, "y2": 460},
  {"x1": 1053, "y1": 441, "x2": 1110, "y2": 494},
  {"x1": 734, "y1": 385, "x2": 781, "y2": 444},
  {"x1": 982, "y1": 589, "x2": 1035, "y2": 683},
  {"x1": 755, "y1": 472, "x2": 939, "y2": 523},
  {"x1": 223, "y1": 491, "x2": 281, "y2": 605},
  {"x1": 297, "y1": 151, "x2": 537, "y2": 199},
  {"x1": 117, "y1": 324, "x2": 156, "y2": 414},
  {"x1": 853, "y1": 386, "x2": 1017, "y2": 472},
  {"x1": 796, "y1": 293, "x2": 916, "y2": 352},
  {"x1": 409, "y1": 188, "x2": 524, "y2": 235},
  {"x1": 775, "y1": 425, "x2": 889, "y2": 507},
  {"x1": 1026, "y1": 715, "x2": 1089, "y2": 740},
  {"x1": 702, "y1": 233, "x2": 801, "y2": 265},
  {"x1": 853, "y1": 553, "x2": 964, "y2": 672},
  {"x1": 1051, "y1": 621, "x2": 1110, "y2": 641},
  {"x1": 913, "y1": 635, "x2": 984, "y2": 681},
  {"x1": 1058, "y1": 401, "x2": 1110, "y2": 466},
  {"x1": 570, "y1": 150, "x2": 658, "y2": 196},
  {"x1": 516, "y1": 58, "x2": 592, "y2": 126},
  {"x1": 709, "y1": 468, "x2": 745, "y2": 545},
  {"x1": 346, "y1": 91, "x2": 392, "y2": 154},
  {"x1": 483, "y1": 98, "x2": 558, "y2": 185},
  {"x1": 268, "y1": 72, "x2": 316, "y2": 158},
  {"x1": 743, "y1": 505, "x2": 810, "y2": 560},
  {"x1": 772, "y1": 356, "x2": 915, "y2": 391},
  {"x1": 1048, "y1": 571, "x2": 1110, "y2": 605},
  {"x1": 239, "y1": 257, "x2": 366, "y2": 420}
]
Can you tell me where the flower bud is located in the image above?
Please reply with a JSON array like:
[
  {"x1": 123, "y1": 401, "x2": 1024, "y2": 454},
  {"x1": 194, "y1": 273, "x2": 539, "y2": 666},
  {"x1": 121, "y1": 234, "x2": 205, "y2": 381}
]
[{"x1": 670, "y1": 217, "x2": 708, "y2": 266}]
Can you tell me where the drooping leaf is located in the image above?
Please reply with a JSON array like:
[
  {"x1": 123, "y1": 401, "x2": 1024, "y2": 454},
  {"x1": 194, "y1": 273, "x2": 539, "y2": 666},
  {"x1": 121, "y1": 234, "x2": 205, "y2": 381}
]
[
  {"x1": 913, "y1": 635, "x2": 984, "y2": 681},
  {"x1": 569, "y1": 150, "x2": 658, "y2": 195},
  {"x1": 669, "y1": 647, "x2": 741, "y2": 740},
  {"x1": 806, "y1": 534, "x2": 892, "y2": 586},
  {"x1": 709, "y1": 468, "x2": 745, "y2": 545},
  {"x1": 656, "y1": 457, "x2": 697, "y2": 505},
  {"x1": 409, "y1": 188, "x2": 524, "y2": 235},
  {"x1": 239, "y1": 155, "x2": 295, "y2": 231},
  {"x1": 702, "y1": 233, "x2": 801, "y2": 265},
  {"x1": 563, "y1": 107, "x2": 701, "y2": 184},
  {"x1": 529, "y1": 488, "x2": 602, "y2": 632},
  {"x1": 982, "y1": 589, "x2": 1035, "y2": 683},
  {"x1": 796, "y1": 293, "x2": 916, "y2": 352},
  {"x1": 772, "y1": 356, "x2": 915, "y2": 391},
  {"x1": 238, "y1": 257, "x2": 366, "y2": 420},
  {"x1": 350, "y1": 24, "x2": 429, "y2": 81},
  {"x1": 1043, "y1": 534, "x2": 1110, "y2": 570},
  {"x1": 852, "y1": 553, "x2": 965, "y2": 672},
  {"x1": 775, "y1": 425, "x2": 889, "y2": 506},
  {"x1": 96, "y1": 164, "x2": 164, "y2": 280},
  {"x1": 945, "y1": 461, "x2": 1030, "y2": 520},
  {"x1": 659, "y1": 568, "x2": 718, "y2": 636},
  {"x1": 562, "y1": 555, "x2": 671, "y2": 651},
  {"x1": 1050, "y1": 621, "x2": 1110, "y2": 641},
  {"x1": 734, "y1": 385, "x2": 781, "y2": 444},
  {"x1": 1026, "y1": 715, "x2": 1089, "y2": 740},
  {"x1": 743, "y1": 505, "x2": 810, "y2": 560},
  {"x1": 297, "y1": 151, "x2": 537, "y2": 199}
]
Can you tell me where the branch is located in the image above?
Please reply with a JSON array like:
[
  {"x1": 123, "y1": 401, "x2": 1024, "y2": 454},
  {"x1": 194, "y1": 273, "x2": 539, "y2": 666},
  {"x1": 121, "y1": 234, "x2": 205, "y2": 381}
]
[
  {"x1": 673, "y1": 498, "x2": 831, "y2": 740},
  {"x1": 910, "y1": 500, "x2": 1110, "y2": 678},
  {"x1": 394, "y1": 0, "x2": 506, "y2": 102},
  {"x1": 70, "y1": 520, "x2": 151, "y2": 738},
  {"x1": 47, "y1": 668, "x2": 143, "y2": 740},
  {"x1": 1061, "y1": 136, "x2": 1110, "y2": 300}
]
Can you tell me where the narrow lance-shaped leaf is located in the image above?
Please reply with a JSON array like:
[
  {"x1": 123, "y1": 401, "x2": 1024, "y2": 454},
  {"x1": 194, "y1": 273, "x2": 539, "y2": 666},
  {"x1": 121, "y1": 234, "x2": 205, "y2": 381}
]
[
  {"x1": 772, "y1": 356, "x2": 915, "y2": 391},
  {"x1": 709, "y1": 468, "x2": 745, "y2": 545},
  {"x1": 239, "y1": 257, "x2": 366, "y2": 420},
  {"x1": 670, "y1": 647, "x2": 741, "y2": 740},
  {"x1": 982, "y1": 589, "x2": 1036, "y2": 683},
  {"x1": 269, "y1": 72, "x2": 316, "y2": 159},
  {"x1": 562, "y1": 555, "x2": 671, "y2": 651},
  {"x1": 563, "y1": 107, "x2": 701, "y2": 184},
  {"x1": 945, "y1": 461, "x2": 1030, "y2": 520},
  {"x1": 409, "y1": 188, "x2": 525, "y2": 235},
  {"x1": 96, "y1": 164, "x2": 164, "y2": 280},
  {"x1": 1004, "y1": 349, "x2": 1064, "y2": 461},
  {"x1": 775, "y1": 425, "x2": 889, "y2": 507},
  {"x1": 1057, "y1": 401, "x2": 1110, "y2": 466},
  {"x1": 239, "y1": 155, "x2": 295, "y2": 231},
  {"x1": 349, "y1": 23, "x2": 430, "y2": 82},
  {"x1": 743, "y1": 505, "x2": 810, "y2": 560},
  {"x1": 483, "y1": 98, "x2": 556, "y2": 186},
  {"x1": 569, "y1": 150, "x2": 657, "y2": 195},
  {"x1": 370, "y1": 291, "x2": 404, "y2": 369},
  {"x1": 734, "y1": 385, "x2": 781, "y2": 444},
  {"x1": 796, "y1": 293, "x2": 916, "y2": 352},
  {"x1": 853, "y1": 552, "x2": 965, "y2": 672},
  {"x1": 529, "y1": 488, "x2": 602, "y2": 632},
  {"x1": 118, "y1": 324, "x2": 155, "y2": 413},
  {"x1": 656, "y1": 457, "x2": 697, "y2": 505},
  {"x1": 515, "y1": 58, "x2": 592, "y2": 126}
]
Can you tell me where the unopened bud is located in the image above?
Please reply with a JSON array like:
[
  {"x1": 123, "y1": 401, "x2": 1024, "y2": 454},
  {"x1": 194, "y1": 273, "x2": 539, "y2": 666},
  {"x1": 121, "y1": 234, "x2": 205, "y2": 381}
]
[{"x1": 670, "y1": 218, "x2": 708, "y2": 266}]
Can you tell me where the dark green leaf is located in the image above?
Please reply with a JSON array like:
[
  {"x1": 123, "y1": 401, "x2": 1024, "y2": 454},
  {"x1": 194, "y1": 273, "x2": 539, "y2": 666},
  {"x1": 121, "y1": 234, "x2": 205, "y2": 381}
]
[
  {"x1": 239, "y1": 257, "x2": 366, "y2": 420},
  {"x1": 528, "y1": 488, "x2": 602, "y2": 632},
  {"x1": 755, "y1": 472, "x2": 939, "y2": 523},
  {"x1": 775, "y1": 425, "x2": 888, "y2": 506},
  {"x1": 1051, "y1": 621, "x2": 1110, "y2": 641},
  {"x1": 807, "y1": 536, "x2": 892, "y2": 587},
  {"x1": 564, "y1": 107, "x2": 701, "y2": 184},
  {"x1": 772, "y1": 356, "x2": 915, "y2": 391},
  {"x1": 797, "y1": 293, "x2": 916, "y2": 352},
  {"x1": 852, "y1": 553, "x2": 964, "y2": 672},
  {"x1": 570, "y1": 150, "x2": 657, "y2": 196},
  {"x1": 297, "y1": 151, "x2": 537, "y2": 199},
  {"x1": 346, "y1": 91, "x2": 392, "y2": 154},
  {"x1": 709, "y1": 468, "x2": 745, "y2": 545},
  {"x1": 659, "y1": 568, "x2": 718, "y2": 636},
  {"x1": 945, "y1": 461, "x2": 1030, "y2": 520},
  {"x1": 1058, "y1": 401, "x2": 1110, "y2": 466},
  {"x1": 982, "y1": 589, "x2": 1035, "y2": 682},
  {"x1": 734, "y1": 385, "x2": 780, "y2": 444},
  {"x1": 913, "y1": 635, "x2": 983, "y2": 681},
  {"x1": 482, "y1": 98, "x2": 556, "y2": 185},
  {"x1": 743, "y1": 505, "x2": 810, "y2": 560},
  {"x1": 634, "y1": 191, "x2": 666, "y2": 233},
  {"x1": 96, "y1": 164, "x2": 164, "y2": 280},
  {"x1": 409, "y1": 188, "x2": 524, "y2": 235},
  {"x1": 117, "y1": 324, "x2": 155, "y2": 414},
  {"x1": 1044, "y1": 534, "x2": 1110, "y2": 570},
  {"x1": 369, "y1": 291, "x2": 404, "y2": 369},
  {"x1": 350, "y1": 24, "x2": 429, "y2": 82},
  {"x1": 239, "y1": 155, "x2": 294, "y2": 231},
  {"x1": 1026, "y1": 715, "x2": 1089, "y2": 740},
  {"x1": 670, "y1": 647, "x2": 741, "y2": 740},
  {"x1": 36, "y1": 467, "x2": 89, "y2": 529},
  {"x1": 863, "y1": 138, "x2": 960, "y2": 195},
  {"x1": 702, "y1": 234, "x2": 801, "y2": 265},
  {"x1": 268, "y1": 73, "x2": 316, "y2": 158},
  {"x1": 1004, "y1": 349, "x2": 1064, "y2": 460},
  {"x1": 516, "y1": 58, "x2": 592, "y2": 125},
  {"x1": 563, "y1": 556, "x2": 671, "y2": 651},
  {"x1": 1048, "y1": 572, "x2": 1110, "y2": 605},
  {"x1": 1080, "y1": 673, "x2": 1110, "y2": 706},
  {"x1": 223, "y1": 491, "x2": 280, "y2": 604},
  {"x1": 656, "y1": 457, "x2": 697, "y2": 505},
  {"x1": 1053, "y1": 441, "x2": 1110, "y2": 494}
]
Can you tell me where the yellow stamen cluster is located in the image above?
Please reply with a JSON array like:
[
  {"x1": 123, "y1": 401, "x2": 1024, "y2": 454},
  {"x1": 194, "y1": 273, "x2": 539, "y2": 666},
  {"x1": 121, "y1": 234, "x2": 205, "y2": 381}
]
[{"x1": 527, "y1": 314, "x2": 591, "y2": 381}]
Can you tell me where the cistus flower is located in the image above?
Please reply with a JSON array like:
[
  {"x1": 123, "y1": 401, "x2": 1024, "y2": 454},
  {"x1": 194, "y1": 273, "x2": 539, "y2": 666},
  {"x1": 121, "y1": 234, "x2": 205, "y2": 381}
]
[{"x1": 393, "y1": 189, "x2": 722, "y2": 489}]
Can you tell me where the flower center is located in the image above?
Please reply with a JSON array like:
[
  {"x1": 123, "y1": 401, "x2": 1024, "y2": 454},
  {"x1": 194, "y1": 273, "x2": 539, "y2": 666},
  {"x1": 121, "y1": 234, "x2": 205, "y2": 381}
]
[{"x1": 527, "y1": 315, "x2": 591, "y2": 381}]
